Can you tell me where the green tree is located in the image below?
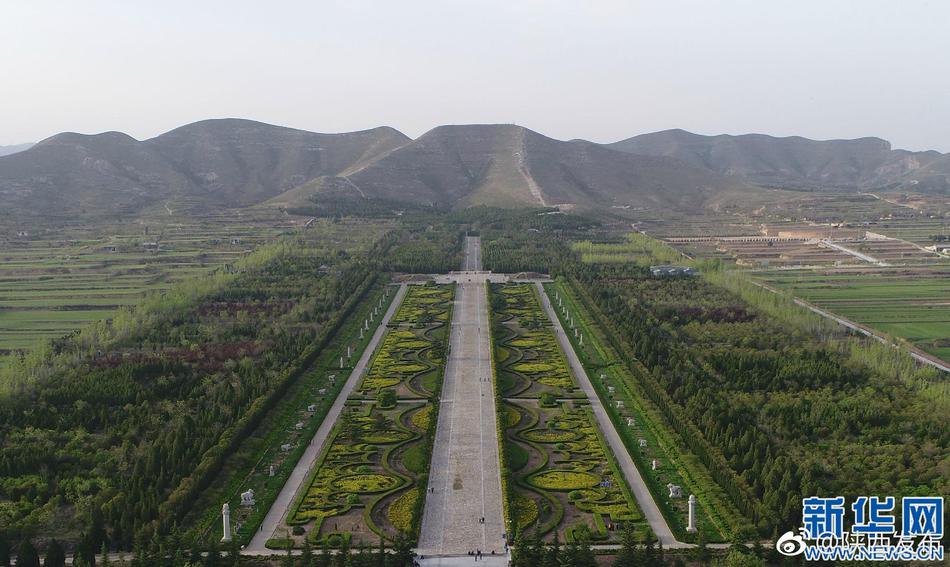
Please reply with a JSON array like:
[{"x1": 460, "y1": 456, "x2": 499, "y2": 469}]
[
  {"x1": 541, "y1": 534, "x2": 560, "y2": 567},
  {"x1": 389, "y1": 532, "x2": 414, "y2": 567},
  {"x1": 376, "y1": 389, "x2": 397, "y2": 409},
  {"x1": 692, "y1": 532, "x2": 711, "y2": 565},
  {"x1": 573, "y1": 537, "x2": 597, "y2": 567},
  {"x1": 43, "y1": 539, "x2": 66, "y2": 567},
  {"x1": 99, "y1": 542, "x2": 110, "y2": 567},
  {"x1": 16, "y1": 540, "x2": 40, "y2": 567},
  {"x1": 712, "y1": 548, "x2": 765, "y2": 567},
  {"x1": 205, "y1": 538, "x2": 221, "y2": 567},
  {"x1": 613, "y1": 525, "x2": 642, "y2": 567},
  {"x1": 0, "y1": 536, "x2": 9, "y2": 567},
  {"x1": 282, "y1": 541, "x2": 295, "y2": 567}
]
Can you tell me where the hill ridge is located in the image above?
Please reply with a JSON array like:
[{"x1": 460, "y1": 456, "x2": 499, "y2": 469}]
[{"x1": 608, "y1": 128, "x2": 948, "y2": 192}]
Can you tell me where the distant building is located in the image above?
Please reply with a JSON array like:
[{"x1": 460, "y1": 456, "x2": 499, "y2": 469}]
[
  {"x1": 16, "y1": 231, "x2": 29, "y2": 238},
  {"x1": 142, "y1": 241, "x2": 160, "y2": 251},
  {"x1": 650, "y1": 265, "x2": 697, "y2": 278},
  {"x1": 925, "y1": 243, "x2": 950, "y2": 254}
]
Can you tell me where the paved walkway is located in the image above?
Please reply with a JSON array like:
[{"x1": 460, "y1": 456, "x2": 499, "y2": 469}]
[
  {"x1": 418, "y1": 243, "x2": 506, "y2": 558},
  {"x1": 246, "y1": 284, "x2": 408, "y2": 552},
  {"x1": 462, "y1": 235, "x2": 482, "y2": 271},
  {"x1": 418, "y1": 554, "x2": 509, "y2": 567},
  {"x1": 534, "y1": 283, "x2": 685, "y2": 548}
]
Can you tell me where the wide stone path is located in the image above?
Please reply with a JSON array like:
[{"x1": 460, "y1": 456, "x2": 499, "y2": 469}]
[
  {"x1": 418, "y1": 240, "x2": 506, "y2": 559},
  {"x1": 462, "y1": 235, "x2": 482, "y2": 271},
  {"x1": 245, "y1": 284, "x2": 408, "y2": 553}
]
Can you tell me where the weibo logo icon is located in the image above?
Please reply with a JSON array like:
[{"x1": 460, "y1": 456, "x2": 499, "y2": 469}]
[{"x1": 776, "y1": 530, "x2": 807, "y2": 556}]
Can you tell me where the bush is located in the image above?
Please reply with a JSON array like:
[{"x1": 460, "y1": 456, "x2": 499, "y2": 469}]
[{"x1": 376, "y1": 388, "x2": 397, "y2": 409}]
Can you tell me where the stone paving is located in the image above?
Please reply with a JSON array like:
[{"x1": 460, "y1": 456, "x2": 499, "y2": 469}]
[{"x1": 418, "y1": 239, "x2": 507, "y2": 558}]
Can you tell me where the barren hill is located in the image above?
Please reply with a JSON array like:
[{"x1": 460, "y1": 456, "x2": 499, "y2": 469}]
[
  {"x1": 0, "y1": 143, "x2": 34, "y2": 157},
  {"x1": 5, "y1": 119, "x2": 944, "y2": 222},
  {"x1": 0, "y1": 119, "x2": 410, "y2": 219},
  {"x1": 608, "y1": 129, "x2": 949, "y2": 193},
  {"x1": 292, "y1": 124, "x2": 749, "y2": 211}
]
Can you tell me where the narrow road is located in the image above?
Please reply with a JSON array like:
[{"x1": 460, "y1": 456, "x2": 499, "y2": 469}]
[
  {"x1": 749, "y1": 280, "x2": 950, "y2": 374},
  {"x1": 820, "y1": 239, "x2": 886, "y2": 265},
  {"x1": 534, "y1": 282, "x2": 684, "y2": 548},
  {"x1": 418, "y1": 239, "x2": 507, "y2": 564},
  {"x1": 462, "y1": 235, "x2": 482, "y2": 271},
  {"x1": 246, "y1": 284, "x2": 408, "y2": 552}
]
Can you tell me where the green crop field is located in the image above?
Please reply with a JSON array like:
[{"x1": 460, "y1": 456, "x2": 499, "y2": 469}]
[
  {"x1": 756, "y1": 266, "x2": 950, "y2": 362},
  {"x1": 0, "y1": 211, "x2": 391, "y2": 361}
]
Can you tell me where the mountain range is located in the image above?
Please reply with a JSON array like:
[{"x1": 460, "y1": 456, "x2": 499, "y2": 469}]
[
  {"x1": 608, "y1": 129, "x2": 950, "y2": 193},
  {"x1": 0, "y1": 119, "x2": 946, "y2": 220},
  {"x1": 0, "y1": 143, "x2": 33, "y2": 157}
]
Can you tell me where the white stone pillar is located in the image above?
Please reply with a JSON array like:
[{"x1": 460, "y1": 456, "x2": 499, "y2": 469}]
[
  {"x1": 340, "y1": 356, "x2": 344, "y2": 369},
  {"x1": 687, "y1": 494, "x2": 698, "y2": 533},
  {"x1": 221, "y1": 503, "x2": 232, "y2": 542}
]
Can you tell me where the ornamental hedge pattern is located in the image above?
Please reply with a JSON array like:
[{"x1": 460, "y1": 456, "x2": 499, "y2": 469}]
[{"x1": 283, "y1": 284, "x2": 453, "y2": 548}]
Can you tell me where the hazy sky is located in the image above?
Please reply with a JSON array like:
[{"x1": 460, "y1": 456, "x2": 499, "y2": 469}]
[{"x1": 3, "y1": 0, "x2": 949, "y2": 151}]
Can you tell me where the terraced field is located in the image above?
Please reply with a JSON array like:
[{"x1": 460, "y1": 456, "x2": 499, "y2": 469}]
[
  {"x1": 756, "y1": 266, "x2": 950, "y2": 362},
  {"x1": 0, "y1": 211, "x2": 389, "y2": 358},
  {"x1": 490, "y1": 283, "x2": 649, "y2": 543},
  {"x1": 873, "y1": 217, "x2": 950, "y2": 246},
  {"x1": 284, "y1": 284, "x2": 453, "y2": 548}
]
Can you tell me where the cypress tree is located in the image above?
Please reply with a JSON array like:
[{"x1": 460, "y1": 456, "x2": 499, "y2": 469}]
[
  {"x1": 205, "y1": 537, "x2": 221, "y2": 567},
  {"x1": 43, "y1": 539, "x2": 66, "y2": 567},
  {"x1": 16, "y1": 540, "x2": 40, "y2": 567},
  {"x1": 99, "y1": 542, "x2": 110, "y2": 567},
  {"x1": 300, "y1": 538, "x2": 314, "y2": 567}
]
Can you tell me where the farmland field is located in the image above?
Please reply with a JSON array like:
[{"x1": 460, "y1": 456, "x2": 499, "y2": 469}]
[
  {"x1": 0, "y1": 211, "x2": 390, "y2": 359},
  {"x1": 756, "y1": 266, "x2": 950, "y2": 362}
]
